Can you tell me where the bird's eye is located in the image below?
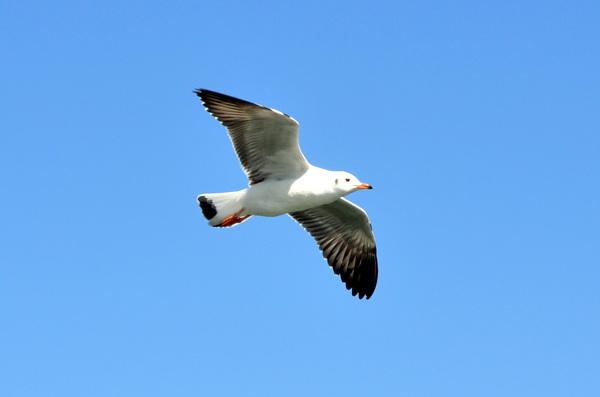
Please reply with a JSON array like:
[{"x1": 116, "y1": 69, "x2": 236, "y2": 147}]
[{"x1": 345, "y1": 178, "x2": 350, "y2": 182}]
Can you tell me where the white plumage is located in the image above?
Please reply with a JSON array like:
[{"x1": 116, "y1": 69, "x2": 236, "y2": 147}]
[{"x1": 195, "y1": 89, "x2": 378, "y2": 299}]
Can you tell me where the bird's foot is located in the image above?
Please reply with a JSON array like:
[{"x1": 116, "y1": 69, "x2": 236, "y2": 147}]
[{"x1": 220, "y1": 209, "x2": 249, "y2": 227}]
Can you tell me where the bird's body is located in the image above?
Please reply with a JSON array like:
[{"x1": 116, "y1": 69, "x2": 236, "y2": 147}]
[
  {"x1": 195, "y1": 89, "x2": 378, "y2": 299},
  {"x1": 214, "y1": 167, "x2": 351, "y2": 218}
]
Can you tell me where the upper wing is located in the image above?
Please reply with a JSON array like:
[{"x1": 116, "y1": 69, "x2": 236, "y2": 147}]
[
  {"x1": 289, "y1": 198, "x2": 378, "y2": 299},
  {"x1": 195, "y1": 89, "x2": 311, "y2": 185}
]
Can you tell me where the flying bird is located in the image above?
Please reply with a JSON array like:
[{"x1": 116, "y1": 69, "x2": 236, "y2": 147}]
[{"x1": 194, "y1": 89, "x2": 378, "y2": 299}]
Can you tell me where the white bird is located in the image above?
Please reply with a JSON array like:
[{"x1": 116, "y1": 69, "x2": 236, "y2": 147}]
[{"x1": 195, "y1": 89, "x2": 378, "y2": 299}]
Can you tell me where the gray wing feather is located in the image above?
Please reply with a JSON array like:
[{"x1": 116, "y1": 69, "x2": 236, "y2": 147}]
[
  {"x1": 195, "y1": 89, "x2": 310, "y2": 185},
  {"x1": 289, "y1": 198, "x2": 378, "y2": 299}
]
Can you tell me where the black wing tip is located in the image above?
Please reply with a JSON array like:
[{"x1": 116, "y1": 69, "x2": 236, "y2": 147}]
[
  {"x1": 192, "y1": 88, "x2": 217, "y2": 96},
  {"x1": 192, "y1": 88, "x2": 207, "y2": 100},
  {"x1": 193, "y1": 88, "x2": 256, "y2": 107},
  {"x1": 328, "y1": 244, "x2": 378, "y2": 300},
  {"x1": 350, "y1": 257, "x2": 378, "y2": 300},
  {"x1": 329, "y1": 249, "x2": 378, "y2": 300},
  {"x1": 193, "y1": 89, "x2": 296, "y2": 121}
]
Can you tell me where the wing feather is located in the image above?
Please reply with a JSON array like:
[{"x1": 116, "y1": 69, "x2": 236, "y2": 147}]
[
  {"x1": 195, "y1": 89, "x2": 310, "y2": 185},
  {"x1": 289, "y1": 198, "x2": 378, "y2": 299}
]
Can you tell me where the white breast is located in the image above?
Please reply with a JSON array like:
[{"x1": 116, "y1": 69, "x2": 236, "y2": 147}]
[{"x1": 243, "y1": 171, "x2": 340, "y2": 217}]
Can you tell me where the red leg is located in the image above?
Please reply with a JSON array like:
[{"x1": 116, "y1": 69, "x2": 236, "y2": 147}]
[{"x1": 220, "y1": 209, "x2": 249, "y2": 227}]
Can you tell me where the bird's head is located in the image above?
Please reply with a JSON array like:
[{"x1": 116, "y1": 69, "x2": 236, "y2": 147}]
[{"x1": 333, "y1": 171, "x2": 373, "y2": 195}]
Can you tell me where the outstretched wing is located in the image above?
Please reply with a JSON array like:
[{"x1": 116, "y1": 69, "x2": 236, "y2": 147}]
[
  {"x1": 195, "y1": 89, "x2": 310, "y2": 185},
  {"x1": 289, "y1": 198, "x2": 378, "y2": 299}
]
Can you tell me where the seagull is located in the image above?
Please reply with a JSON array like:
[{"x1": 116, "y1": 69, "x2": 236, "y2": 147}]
[{"x1": 194, "y1": 89, "x2": 378, "y2": 299}]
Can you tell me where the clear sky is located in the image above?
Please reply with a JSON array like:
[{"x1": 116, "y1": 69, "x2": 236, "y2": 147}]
[{"x1": 1, "y1": 1, "x2": 599, "y2": 396}]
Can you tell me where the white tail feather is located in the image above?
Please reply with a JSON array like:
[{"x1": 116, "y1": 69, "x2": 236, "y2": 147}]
[{"x1": 197, "y1": 190, "x2": 251, "y2": 227}]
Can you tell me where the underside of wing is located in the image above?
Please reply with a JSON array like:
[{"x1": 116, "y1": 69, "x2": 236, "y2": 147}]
[
  {"x1": 195, "y1": 89, "x2": 310, "y2": 184},
  {"x1": 289, "y1": 198, "x2": 378, "y2": 299}
]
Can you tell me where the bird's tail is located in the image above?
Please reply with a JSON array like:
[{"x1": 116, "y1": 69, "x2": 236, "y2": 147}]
[{"x1": 197, "y1": 190, "x2": 252, "y2": 227}]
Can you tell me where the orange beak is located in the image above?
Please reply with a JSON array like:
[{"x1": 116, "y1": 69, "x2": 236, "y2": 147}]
[{"x1": 355, "y1": 183, "x2": 373, "y2": 190}]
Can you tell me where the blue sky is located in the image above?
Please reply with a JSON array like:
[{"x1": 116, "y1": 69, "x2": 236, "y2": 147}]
[{"x1": 1, "y1": 1, "x2": 599, "y2": 395}]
